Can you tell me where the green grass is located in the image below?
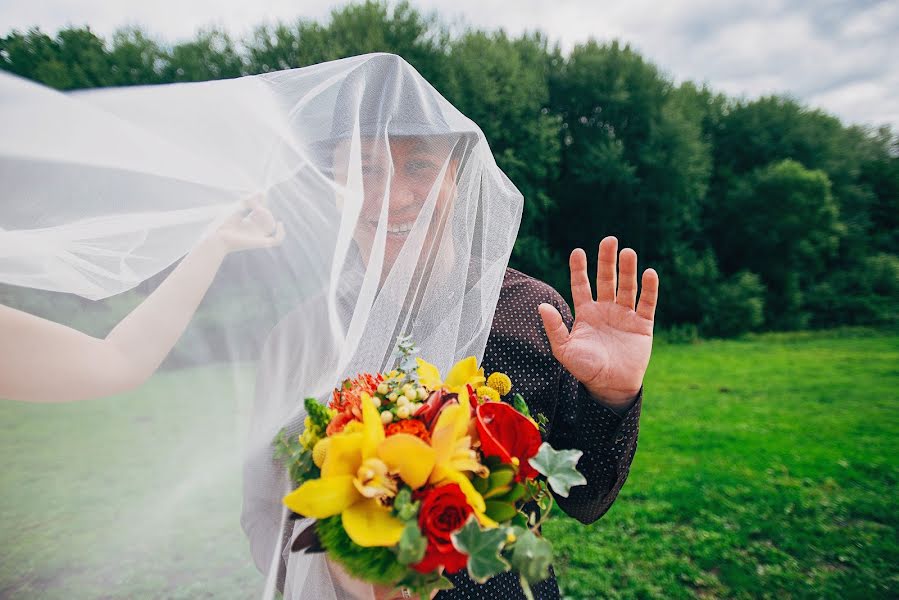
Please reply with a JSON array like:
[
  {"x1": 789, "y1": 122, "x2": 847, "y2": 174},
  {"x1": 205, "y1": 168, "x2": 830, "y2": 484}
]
[
  {"x1": 547, "y1": 329, "x2": 898, "y2": 599},
  {"x1": 1, "y1": 330, "x2": 896, "y2": 598}
]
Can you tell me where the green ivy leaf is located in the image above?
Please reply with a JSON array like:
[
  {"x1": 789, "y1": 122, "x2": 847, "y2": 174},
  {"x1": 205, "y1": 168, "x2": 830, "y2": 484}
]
[
  {"x1": 451, "y1": 517, "x2": 510, "y2": 583},
  {"x1": 528, "y1": 442, "x2": 587, "y2": 498},
  {"x1": 508, "y1": 527, "x2": 553, "y2": 584},
  {"x1": 397, "y1": 520, "x2": 427, "y2": 565}
]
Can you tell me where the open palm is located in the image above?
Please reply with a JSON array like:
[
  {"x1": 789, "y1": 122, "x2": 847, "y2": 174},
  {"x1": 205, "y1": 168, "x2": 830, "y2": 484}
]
[{"x1": 538, "y1": 236, "x2": 659, "y2": 407}]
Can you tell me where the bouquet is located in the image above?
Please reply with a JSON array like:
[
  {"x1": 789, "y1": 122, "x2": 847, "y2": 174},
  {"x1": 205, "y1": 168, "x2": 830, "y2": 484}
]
[{"x1": 274, "y1": 337, "x2": 587, "y2": 599}]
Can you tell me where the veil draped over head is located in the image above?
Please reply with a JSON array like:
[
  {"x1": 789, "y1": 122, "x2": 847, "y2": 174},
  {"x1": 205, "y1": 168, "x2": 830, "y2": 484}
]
[{"x1": 0, "y1": 53, "x2": 522, "y2": 598}]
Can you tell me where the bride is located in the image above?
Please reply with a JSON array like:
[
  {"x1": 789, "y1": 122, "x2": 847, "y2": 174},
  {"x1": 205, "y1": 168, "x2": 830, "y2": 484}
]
[{"x1": 0, "y1": 53, "x2": 657, "y2": 600}]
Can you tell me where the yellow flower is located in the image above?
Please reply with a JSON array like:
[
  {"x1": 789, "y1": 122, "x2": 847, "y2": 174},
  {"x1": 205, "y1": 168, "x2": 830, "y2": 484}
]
[
  {"x1": 486, "y1": 372, "x2": 512, "y2": 396},
  {"x1": 416, "y1": 356, "x2": 485, "y2": 396},
  {"x1": 283, "y1": 392, "x2": 437, "y2": 547},
  {"x1": 426, "y1": 389, "x2": 496, "y2": 528},
  {"x1": 312, "y1": 438, "x2": 330, "y2": 468},
  {"x1": 476, "y1": 386, "x2": 501, "y2": 402}
]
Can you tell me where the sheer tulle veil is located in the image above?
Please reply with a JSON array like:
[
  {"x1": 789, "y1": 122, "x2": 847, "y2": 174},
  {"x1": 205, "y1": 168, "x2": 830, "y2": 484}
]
[{"x1": 0, "y1": 53, "x2": 522, "y2": 598}]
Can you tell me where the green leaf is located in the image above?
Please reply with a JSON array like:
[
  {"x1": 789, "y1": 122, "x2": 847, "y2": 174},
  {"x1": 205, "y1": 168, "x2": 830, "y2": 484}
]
[
  {"x1": 511, "y1": 393, "x2": 531, "y2": 417},
  {"x1": 495, "y1": 482, "x2": 527, "y2": 504},
  {"x1": 508, "y1": 528, "x2": 553, "y2": 584},
  {"x1": 483, "y1": 468, "x2": 515, "y2": 498},
  {"x1": 484, "y1": 500, "x2": 518, "y2": 522},
  {"x1": 397, "y1": 521, "x2": 427, "y2": 565},
  {"x1": 451, "y1": 517, "x2": 511, "y2": 583},
  {"x1": 472, "y1": 474, "x2": 490, "y2": 495},
  {"x1": 528, "y1": 442, "x2": 587, "y2": 498}
]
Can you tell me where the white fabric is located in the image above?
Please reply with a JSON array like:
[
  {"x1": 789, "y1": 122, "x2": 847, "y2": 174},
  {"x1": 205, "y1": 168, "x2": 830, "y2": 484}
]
[{"x1": 0, "y1": 53, "x2": 522, "y2": 598}]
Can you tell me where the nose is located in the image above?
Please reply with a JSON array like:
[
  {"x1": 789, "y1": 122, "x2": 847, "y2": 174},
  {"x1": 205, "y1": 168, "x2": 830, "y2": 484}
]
[{"x1": 389, "y1": 183, "x2": 420, "y2": 216}]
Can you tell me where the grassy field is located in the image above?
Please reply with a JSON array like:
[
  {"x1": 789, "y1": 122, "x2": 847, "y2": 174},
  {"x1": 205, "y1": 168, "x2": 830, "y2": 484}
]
[
  {"x1": 1, "y1": 330, "x2": 897, "y2": 599},
  {"x1": 548, "y1": 329, "x2": 898, "y2": 599}
]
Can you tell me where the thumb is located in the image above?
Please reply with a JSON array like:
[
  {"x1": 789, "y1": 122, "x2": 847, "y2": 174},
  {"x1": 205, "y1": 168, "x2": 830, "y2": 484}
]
[{"x1": 538, "y1": 303, "x2": 569, "y2": 359}]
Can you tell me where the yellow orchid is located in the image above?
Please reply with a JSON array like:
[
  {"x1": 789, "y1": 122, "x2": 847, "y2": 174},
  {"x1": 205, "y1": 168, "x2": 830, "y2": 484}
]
[
  {"x1": 427, "y1": 390, "x2": 497, "y2": 528},
  {"x1": 416, "y1": 356, "x2": 485, "y2": 396},
  {"x1": 283, "y1": 392, "x2": 437, "y2": 547}
]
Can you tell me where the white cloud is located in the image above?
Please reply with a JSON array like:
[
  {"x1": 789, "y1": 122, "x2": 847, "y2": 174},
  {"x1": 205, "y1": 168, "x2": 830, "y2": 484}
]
[{"x1": 1, "y1": 0, "x2": 896, "y2": 130}]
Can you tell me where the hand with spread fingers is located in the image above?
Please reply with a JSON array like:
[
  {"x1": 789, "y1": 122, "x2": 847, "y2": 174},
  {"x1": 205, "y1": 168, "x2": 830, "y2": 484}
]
[{"x1": 538, "y1": 236, "x2": 659, "y2": 408}]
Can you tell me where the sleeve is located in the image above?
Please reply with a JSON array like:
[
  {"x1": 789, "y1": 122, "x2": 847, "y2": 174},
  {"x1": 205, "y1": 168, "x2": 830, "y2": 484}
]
[{"x1": 544, "y1": 295, "x2": 642, "y2": 525}]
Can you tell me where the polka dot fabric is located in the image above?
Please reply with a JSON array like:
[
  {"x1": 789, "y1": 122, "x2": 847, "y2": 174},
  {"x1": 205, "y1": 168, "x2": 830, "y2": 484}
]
[{"x1": 436, "y1": 268, "x2": 642, "y2": 599}]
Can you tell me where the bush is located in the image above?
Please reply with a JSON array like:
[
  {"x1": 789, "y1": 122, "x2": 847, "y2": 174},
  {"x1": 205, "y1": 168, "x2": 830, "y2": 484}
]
[
  {"x1": 701, "y1": 271, "x2": 766, "y2": 337},
  {"x1": 806, "y1": 253, "x2": 899, "y2": 327}
]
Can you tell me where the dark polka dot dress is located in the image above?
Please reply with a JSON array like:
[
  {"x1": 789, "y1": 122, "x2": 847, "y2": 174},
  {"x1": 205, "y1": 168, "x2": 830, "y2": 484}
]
[
  {"x1": 244, "y1": 267, "x2": 642, "y2": 598},
  {"x1": 435, "y1": 268, "x2": 642, "y2": 600}
]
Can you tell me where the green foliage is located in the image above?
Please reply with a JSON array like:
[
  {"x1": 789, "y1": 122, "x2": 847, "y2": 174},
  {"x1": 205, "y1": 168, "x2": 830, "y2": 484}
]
[
  {"x1": 273, "y1": 428, "x2": 317, "y2": 484},
  {"x1": 450, "y1": 517, "x2": 511, "y2": 583},
  {"x1": 397, "y1": 520, "x2": 427, "y2": 566},
  {"x1": 528, "y1": 443, "x2": 587, "y2": 498},
  {"x1": 390, "y1": 334, "x2": 420, "y2": 377},
  {"x1": 304, "y1": 397, "x2": 333, "y2": 432},
  {"x1": 701, "y1": 271, "x2": 766, "y2": 338},
  {"x1": 805, "y1": 253, "x2": 899, "y2": 327},
  {"x1": 507, "y1": 527, "x2": 553, "y2": 586},
  {"x1": 316, "y1": 515, "x2": 408, "y2": 585}
]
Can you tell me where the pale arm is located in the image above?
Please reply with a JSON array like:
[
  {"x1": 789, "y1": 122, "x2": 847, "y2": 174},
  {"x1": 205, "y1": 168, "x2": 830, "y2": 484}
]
[{"x1": 0, "y1": 203, "x2": 283, "y2": 403}]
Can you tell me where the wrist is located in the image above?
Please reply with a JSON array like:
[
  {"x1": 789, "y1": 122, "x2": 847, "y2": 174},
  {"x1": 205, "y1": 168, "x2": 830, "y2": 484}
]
[
  {"x1": 584, "y1": 384, "x2": 640, "y2": 409},
  {"x1": 198, "y1": 233, "x2": 230, "y2": 261}
]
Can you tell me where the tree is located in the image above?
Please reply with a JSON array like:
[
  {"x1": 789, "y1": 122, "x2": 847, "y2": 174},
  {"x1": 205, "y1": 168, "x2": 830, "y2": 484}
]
[
  {"x1": 443, "y1": 31, "x2": 562, "y2": 288},
  {"x1": 713, "y1": 159, "x2": 843, "y2": 328}
]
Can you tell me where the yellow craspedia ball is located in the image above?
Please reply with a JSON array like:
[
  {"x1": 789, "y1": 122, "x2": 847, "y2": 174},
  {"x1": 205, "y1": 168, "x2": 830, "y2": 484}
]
[
  {"x1": 486, "y1": 372, "x2": 512, "y2": 396},
  {"x1": 477, "y1": 386, "x2": 501, "y2": 403},
  {"x1": 312, "y1": 438, "x2": 331, "y2": 468}
]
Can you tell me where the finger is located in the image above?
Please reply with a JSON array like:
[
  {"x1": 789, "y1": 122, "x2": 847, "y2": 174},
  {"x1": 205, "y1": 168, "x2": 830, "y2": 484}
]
[
  {"x1": 636, "y1": 268, "x2": 659, "y2": 321},
  {"x1": 569, "y1": 248, "x2": 593, "y2": 308},
  {"x1": 247, "y1": 207, "x2": 277, "y2": 234},
  {"x1": 538, "y1": 303, "x2": 569, "y2": 359},
  {"x1": 596, "y1": 236, "x2": 618, "y2": 302},
  {"x1": 270, "y1": 222, "x2": 286, "y2": 245},
  {"x1": 224, "y1": 206, "x2": 247, "y2": 227},
  {"x1": 243, "y1": 192, "x2": 264, "y2": 211},
  {"x1": 616, "y1": 248, "x2": 638, "y2": 310},
  {"x1": 256, "y1": 222, "x2": 286, "y2": 248}
]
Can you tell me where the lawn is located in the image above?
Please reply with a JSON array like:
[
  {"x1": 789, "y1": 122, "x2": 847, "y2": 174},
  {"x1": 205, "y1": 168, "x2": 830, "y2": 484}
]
[{"x1": 1, "y1": 330, "x2": 896, "y2": 599}]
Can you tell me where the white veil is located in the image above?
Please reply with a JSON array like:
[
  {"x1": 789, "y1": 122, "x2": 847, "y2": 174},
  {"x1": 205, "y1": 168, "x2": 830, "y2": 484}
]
[{"x1": 0, "y1": 53, "x2": 522, "y2": 599}]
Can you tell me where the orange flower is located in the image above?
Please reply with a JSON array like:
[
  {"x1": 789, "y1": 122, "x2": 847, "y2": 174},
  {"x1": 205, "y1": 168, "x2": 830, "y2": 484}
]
[
  {"x1": 327, "y1": 373, "x2": 383, "y2": 436},
  {"x1": 385, "y1": 418, "x2": 431, "y2": 444}
]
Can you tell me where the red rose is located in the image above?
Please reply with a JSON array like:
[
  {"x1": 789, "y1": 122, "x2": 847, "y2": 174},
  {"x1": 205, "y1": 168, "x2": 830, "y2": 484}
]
[
  {"x1": 476, "y1": 401, "x2": 542, "y2": 480},
  {"x1": 411, "y1": 483, "x2": 472, "y2": 574}
]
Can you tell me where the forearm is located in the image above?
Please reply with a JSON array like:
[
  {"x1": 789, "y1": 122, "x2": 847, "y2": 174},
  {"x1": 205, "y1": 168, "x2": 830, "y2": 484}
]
[
  {"x1": 549, "y1": 385, "x2": 642, "y2": 524},
  {"x1": 104, "y1": 235, "x2": 227, "y2": 386}
]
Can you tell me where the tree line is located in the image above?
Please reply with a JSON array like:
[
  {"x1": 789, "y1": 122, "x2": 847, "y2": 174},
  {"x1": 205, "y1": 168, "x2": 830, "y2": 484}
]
[{"x1": 2, "y1": 1, "x2": 896, "y2": 337}]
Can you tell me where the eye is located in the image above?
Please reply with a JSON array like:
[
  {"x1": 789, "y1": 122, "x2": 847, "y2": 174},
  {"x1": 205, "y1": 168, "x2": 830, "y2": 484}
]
[
  {"x1": 362, "y1": 164, "x2": 386, "y2": 177},
  {"x1": 405, "y1": 159, "x2": 439, "y2": 175}
]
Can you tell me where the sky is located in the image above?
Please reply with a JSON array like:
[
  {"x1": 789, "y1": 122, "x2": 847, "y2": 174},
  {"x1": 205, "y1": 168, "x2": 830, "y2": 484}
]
[{"x1": 2, "y1": 0, "x2": 897, "y2": 131}]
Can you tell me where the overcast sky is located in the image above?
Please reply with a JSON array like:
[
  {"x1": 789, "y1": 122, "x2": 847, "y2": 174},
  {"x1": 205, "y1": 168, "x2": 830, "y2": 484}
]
[{"x1": 2, "y1": 0, "x2": 897, "y2": 130}]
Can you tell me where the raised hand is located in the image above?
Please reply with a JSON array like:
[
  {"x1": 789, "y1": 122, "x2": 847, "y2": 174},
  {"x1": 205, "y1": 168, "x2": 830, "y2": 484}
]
[
  {"x1": 213, "y1": 194, "x2": 285, "y2": 253},
  {"x1": 538, "y1": 236, "x2": 659, "y2": 407}
]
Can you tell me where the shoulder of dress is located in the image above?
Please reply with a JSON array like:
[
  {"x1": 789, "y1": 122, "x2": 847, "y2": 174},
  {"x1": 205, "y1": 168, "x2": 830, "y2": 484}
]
[{"x1": 502, "y1": 267, "x2": 566, "y2": 306}]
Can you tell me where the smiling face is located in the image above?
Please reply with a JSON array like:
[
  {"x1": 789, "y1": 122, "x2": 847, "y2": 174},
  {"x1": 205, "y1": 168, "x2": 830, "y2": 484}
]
[{"x1": 334, "y1": 135, "x2": 461, "y2": 274}]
